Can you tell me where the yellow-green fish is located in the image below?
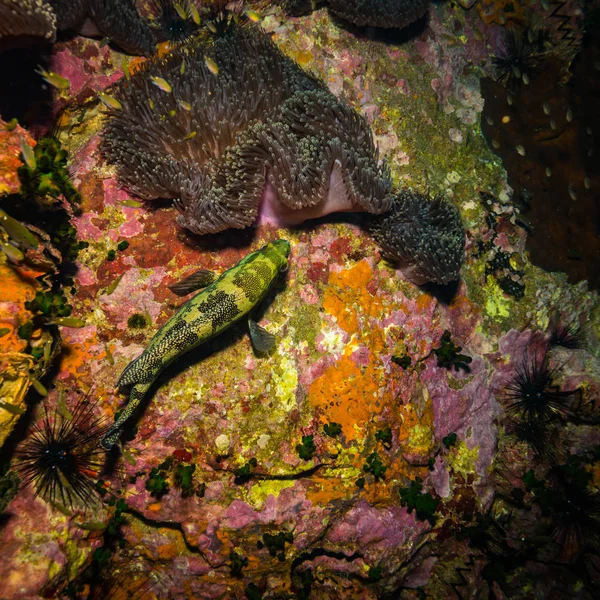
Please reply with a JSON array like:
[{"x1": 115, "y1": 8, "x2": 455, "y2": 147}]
[
  {"x1": 101, "y1": 239, "x2": 290, "y2": 449},
  {"x1": 19, "y1": 137, "x2": 36, "y2": 170},
  {"x1": 98, "y1": 92, "x2": 123, "y2": 110},
  {"x1": 36, "y1": 66, "x2": 70, "y2": 90},
  {"x1": 150, "y1": 76, "x2": 172, "y2": 93},
  {"x1": 204, "y1": 56, "x2": 219, "y2": 75}
]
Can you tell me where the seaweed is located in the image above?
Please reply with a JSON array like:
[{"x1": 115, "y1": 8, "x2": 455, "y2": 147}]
[
  {"x1": 433, "y1": 331, "x2": 472, "y2": 371},
  {"x1": 296, "y1": 435, "x2": 316, "y2": 461}
]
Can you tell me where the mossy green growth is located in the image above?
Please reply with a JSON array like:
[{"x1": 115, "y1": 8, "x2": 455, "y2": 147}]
[
  {"x1": 229, "y1": 550, "x2": 248, "y2": 577},
  {"x1": 117, "y1": 240, "x2": 129, "y2": 251},
  {"x1": 258, "y1": 531, "x2": 294, "y2": 561},
  {"x1": 398, "y1": 477, "x2": 439, "y2": 525},
  {"x1": 443, "y1": 432, "x2": 458, "y2": 449},
  {"x1": 25, "y1": 290, "x2": 72, "y2": 319},
  {"x1": 145, "y1": 465, "x2": 170, "y2": 498},
  {"x1": 392, "y1": 354, "x2": 412, "y2": 369},
  {"x1": 363, "y1": 452, "x2": 386, "y2": 480},
  {"x1": 296, "y1": 435, "x2": 316, "y2": 461},
  {"x1": 17, "y1": 137, "x2": 81, "y2": 208},
  {"x1": 433, "y1": 331, "x2": 472, "y2": 371},
  {"x1": 127, "y1": 313, "x2": 148, "y2": 329},
  {"x1": 234, "y1": 457, "x2": 257, "y2": 483},
  {"x1": 323, "y1": 422, "x2": 342, "y2": 437},
  {"x1": 375, "y1": 427, "x2": 393, "y2": 449},
  {"x1": 174, "y1": 464, "x2": 196, "y2": 497},
  {"x1": 368, "y1": 565, "x2": 383, "y2": 581},
  {"x1": 245, "y1": 583, "x2": 262, "y2": 600}
]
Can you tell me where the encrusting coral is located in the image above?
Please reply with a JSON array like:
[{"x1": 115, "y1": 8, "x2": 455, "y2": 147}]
[
  {"x1": 102, "y1": 25, "x2": 395, "y2": 235},
  {"x1": 369, "y1": 191, "x2": 465, "y2": 284},
  {"x1": 48, "y1": 0, "x2": 155, "y2": 55},
  {"x1": 0, "y1": 0, "x2": 57, "y2": 43},
  {"x1": 282, "y1": 0, "x2": 431, "y2": 29}
]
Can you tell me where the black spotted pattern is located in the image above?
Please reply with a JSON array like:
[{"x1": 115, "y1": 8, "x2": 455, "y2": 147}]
[{"x1": 232, "y1": 262, "x2": 274, "y2": 303}]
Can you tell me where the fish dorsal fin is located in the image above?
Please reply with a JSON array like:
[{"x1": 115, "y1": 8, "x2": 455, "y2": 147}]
[
  {"x1": 248, "y1": 318, "x2": 276, "y2": 354},
  {"x1": 168, "y1": 269, "x2": 216, "y2": 296}
]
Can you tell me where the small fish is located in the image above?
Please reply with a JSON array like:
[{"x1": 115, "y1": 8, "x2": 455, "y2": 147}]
[
  {"x1": 0, "y1": 208, "x2": 39, "y2": 249},
  {"x1": 99, "y1": 37, "x2": 111, "y2": 47},
  {"x1": 546, "y1": 167, "x2": 552, "y2": 177},
  {"x1": 57, "y1": 390, "x2": 73, "y2": 421},
  {"x1": 4, "y1": 118, "x2": 17, "y2": 131},
  {"x1": 101, "y1": 240, "x2": 291, "y2": 450},
  {"x1": 0, "y1": 240, "x2": 24, "y2": 263},
  {"x1": 0, "y1": 401, "x2": 25, "y2": 415},
  {"x1": 150, "y1": 76, "x2": 172, "y2": 93},
  {"x1": 169, "y1": 109, "x2": 176, "y2": 117},
  {"x1": 49, "y1": 317, "x2": 86, "y2": 328},
  {"x1": 178, "y1": 100, "x2": 192, "y2": 111},
  {"x1": 584, "y1": 176, "x2": 591, "y2": 190},
  {"x1": 568, "y1": 184, "x2": 576, "y2": 200},
  {"x1": 36, "y1": 66, "x2": 70, "y2": 90},
  {"x1": 105, "y1": 273, "x2": 125, "y2": 295},
  {"x1": 522, "y1": 72, "x2": 530, "y2": 85},
  {"x1": 204, "y1": 56, "x2": 219, "y2": 75},
  {"x1": 173, "y1": 1, "x2": 187, "y2": 19},
  {"x1": 189, "y1": 2, "x2": 200, "y2": 25},
  {"x1": 98, "y1": 92, "x2": 123, "y2": 110},
  {"x1": 542, "y1": 101, "x2": 551, "y2": 115},
  {"x1": 206, "y1": 21, "x2": 217, "y2": 34},
  {"x1": 19, "y1": 137, "x2": 36, "y2": 170},
  {"x1": 104, "y1": 342, "x2": 115, "y2": 366},
  {"x1": 245, "y1": 9, "x2": 261, "y2": 22},
  {"x1": 183, "y1": 131, "x2": 197, "y2": 140},
  {"x1": 122, "y1": 57, "x2": 131, "y2": 80},
  {"x1": 120, "y1": 199, "x2": 144, "y2": 208},
  {"x1": 148, "y1": 98, "x2": 155, "y2": 110},
  {"x1": 180, "y1": 60, "x2": 186, "y2": 75},
  {"x1": 506, "y1": 94, "x2": 513, "y2": 106},
  {"x1": 566, "y1": 108, "x2": 573, "y2": 122},
  {"x1": 516, "y1": 145, "x2": 526, "y2": 156},
  {"x1": 550, "y1": 119, "x2": 557, "y2": 130},
  {"x1": 30, "y1": 376, "x2": 48, "y2": 396}
]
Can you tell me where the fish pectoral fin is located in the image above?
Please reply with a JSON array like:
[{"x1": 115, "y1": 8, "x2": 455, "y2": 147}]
[
  {"x1": 168, "y1": 269, "x2": 217, "y2": 296},
  {"x1": 248, "y1": 318, "x2": 276, "y2": 354}
]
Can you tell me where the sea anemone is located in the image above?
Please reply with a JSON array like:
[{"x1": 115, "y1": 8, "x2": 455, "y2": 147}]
[
  {"x1": 48, "y1": 0, "x2": 155, "y2": 55},
  {"x1": 282, "y1": 0, "x2": 430, "y2": 29},
  {"x1": 369, "y1": 191, "x2": 465, "y2": 285},
  {"x1": 0, "y1": 0, "x2": 57, "y2": 42},
  {"x1": 102, "y1": 26, "x2": 394, "y2": 235},
  {"x1": 15, "y1": 396, "x2": 109, "y2": 508}
]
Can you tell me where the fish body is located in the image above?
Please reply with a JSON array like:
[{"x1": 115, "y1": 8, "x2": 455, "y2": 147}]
[{"x1": 101, "y1": 239, "x2": 290, "y2": 449}]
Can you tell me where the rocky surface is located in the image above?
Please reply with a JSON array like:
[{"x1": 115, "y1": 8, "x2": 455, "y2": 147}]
[{"x1": 1, "y1": 2, "x2": 599, "y2": 599}]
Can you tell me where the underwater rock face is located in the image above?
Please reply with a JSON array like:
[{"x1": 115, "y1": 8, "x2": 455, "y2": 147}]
[
  {"x1": 282, "y1": 0, "x2": 431, "y2": 29},
  {"x1": 102, "y1": 26, "x2": 395, "y2": 235},
  {"x1": 1, "y1": 2, "x2": 600, "y2": 599}
]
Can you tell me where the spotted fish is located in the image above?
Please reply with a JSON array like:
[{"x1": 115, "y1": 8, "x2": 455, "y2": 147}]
[{"x1": 101, "y1": 239, "x2": 291, "y2": 450}]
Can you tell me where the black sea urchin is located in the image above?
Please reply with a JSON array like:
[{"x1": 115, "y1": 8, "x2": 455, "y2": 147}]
[
  {"x1": 504, "y1": 352, "x2": 576, "y2": 424},
  {"x1": 282, "y1": 0, "x2": 430, "y2": 29},
  {"x1": 102, "y1": 26, "x2": 394, "y2": 235},
  {"x1": 16, "y1": 397, "x2": 109, "y2": 508},
  {"x1": 147, "y1": 0, "x2": 200, "y2": 43},
  {"x1": 369, "y1": 191, "x2": 465, "y2": 285},
  {"x1": 48, "y1": 0, "x2": 155, "y2": 55}
]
